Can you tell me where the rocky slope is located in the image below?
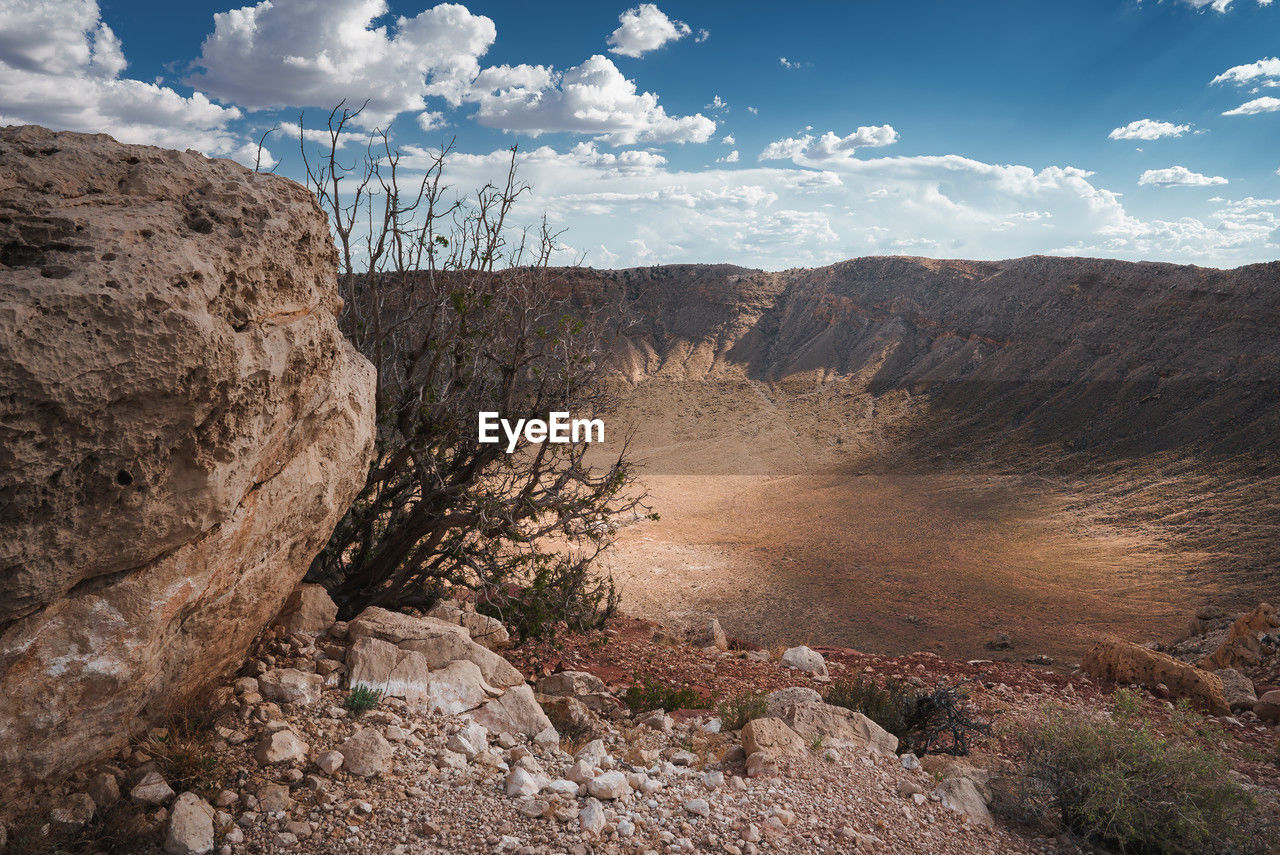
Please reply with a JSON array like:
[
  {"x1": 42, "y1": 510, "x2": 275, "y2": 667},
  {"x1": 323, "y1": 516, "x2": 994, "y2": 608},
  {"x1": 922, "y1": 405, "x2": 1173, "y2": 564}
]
[
  {"x1": 568, "y1": 256, "x2": 1280, "y2": 458},
  {"x1": 0, "y1": 127, "x2": 376, "y2": 791},
  {"x1": 6, "y1": 584, "x2": 1276, "y2": 854}
]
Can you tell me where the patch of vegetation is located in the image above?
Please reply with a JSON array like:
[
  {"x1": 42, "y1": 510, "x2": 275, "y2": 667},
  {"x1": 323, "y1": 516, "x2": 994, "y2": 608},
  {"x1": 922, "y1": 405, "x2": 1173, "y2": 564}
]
[
  {"x1": 825, "y1": 676, "x2": 991, "y2": 755},
  {"x1": 715, "y1": 691, "x2": 768, "y2": 731},
  {"x1": 1000, "y1": 689, "x2": 1265, "y2": 855},
  {"x1": 344, "y1": 684, "x2": 383, "y2": 715},
  {"x1": 623, "y1": 676, "x2": 704, "y2": 714}
]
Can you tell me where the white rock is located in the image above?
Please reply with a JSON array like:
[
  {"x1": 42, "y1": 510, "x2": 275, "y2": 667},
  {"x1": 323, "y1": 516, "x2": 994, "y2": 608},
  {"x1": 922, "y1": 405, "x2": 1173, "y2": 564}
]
[
  {"x1": 579, "y1": 799, "x2": 606, "y2": 835},
  {"x1": 257, "y1": 668, "x2": 324, "y2": 706},
  {"x1": 131, "y1": 770, "x2": 175, "y2": 805},
  {"x1": 545, "y1": 778, "x2": 580, "y2": 796},
  {"x1": 505, "y1": 767, "x2": 545, "y2": 798},
  {"x1": 316, "y1": 750, "x2": 344, "y2": 775},
  {"x1": 164, "y1": 792, "x2": 215, "y2": 855},
  {"x1": 780, "y1": 646, "x2": 828, "y2": 678},
  {"x1": 684, "y1": 798, "x2": 710, "y2": 817},
  {"x1": 585, "y1": 770, "x2": 630, "y2": 800},
  {"x1": 254, "y1": 729, "x2": 309, "y2": 765},
  {"x1": 339, "y1": 728, "x2": 393, "y2": 777}
]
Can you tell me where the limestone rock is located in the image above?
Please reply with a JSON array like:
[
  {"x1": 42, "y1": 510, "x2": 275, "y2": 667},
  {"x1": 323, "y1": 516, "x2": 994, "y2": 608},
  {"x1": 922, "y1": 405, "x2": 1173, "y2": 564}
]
[
  {"x1": 0, "y1": 126, "x2": 376, "y2": 790},
  {"x1": 1255, "y1": 689, "x2": 1280, "y2": 723},
  {"x1": 934, "y1": 776, "x2": 994, "y2": 827},
  {"x1": 346, "y1": 607, "x2": 523, "y2": 688},
  {"x1": 50, "y1": 792, "x2": 96, "y2": 834},
  {"x1": 276, "y1": 584, "x2": 339, "y2": 636},
  {"x1": 347, "y1": 636, "x2": 500, "y2": 714},
  {"x1": 780, "y1": 646, "x2": 828, "y2": 678},
  {"x1": 165, "y1": 792, "x2": 215, "y2": 855},
  {"x1": 536, "y1": 671, "x2": 607, "y2": 698},
  {"x1": 258, "y1": 668, "x2": 324, "y2": 706},
  {"x1": 585, "y1": 770, "x2": 630, "y2": 800},
  {"x1": 1081, "y1": 636, "x2": 1229, "y2": 715},
  {"x1": 1213, "y1": 668, "x2": 1258, "y2": 711},
  {"x1": 763, "y1": 686, "x2": 823, "y2": 719},
  {"x1": 425, "y1": 600, "x2": 511, "y2": 650},
  {"x1": 257, "y1": 783, "x2": 292, "y2": 813},
  {"x1": 472, "y1": 684, "x2": 557, "y2": 738},
  {"x1": 741, "y1": 717, "x2": 807, "y2": 758},
  {"x1": 340, "y1": 728, "x2": 394, "y2": 777},
  {"x1": 255, "y1": 729, "x2": 309, "y2": 765},
  {"x1": 315, "y1": 750, "x2": 344, "y2": 775},
  {"x1": 131, "y1": 770, "x2": 176, "y2": 805},
  {"x1": 779, "y1": 701, "x2": 899, "y2": 755}
]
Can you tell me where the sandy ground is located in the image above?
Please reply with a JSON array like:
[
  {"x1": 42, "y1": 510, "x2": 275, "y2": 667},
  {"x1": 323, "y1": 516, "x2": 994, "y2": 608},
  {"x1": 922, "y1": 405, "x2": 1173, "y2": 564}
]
[
  {"x1": 588, "y1": 378, "x2": 1272, "y2": 665},
  {"x1": 603, "y1": 468, "x2": 1208, "y2": 665}
]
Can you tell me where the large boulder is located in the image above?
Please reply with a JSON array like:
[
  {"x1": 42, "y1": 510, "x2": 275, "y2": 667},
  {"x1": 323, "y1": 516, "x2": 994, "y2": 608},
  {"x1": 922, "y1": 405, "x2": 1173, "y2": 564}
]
[
  {"x1": 346, "y1": 607, "x2": 523, "y2": 688},
  {"x1": 779, "y1": 702, "x2": 899, "y2": 756},
  {"x1": 0, "y1": 127, "x2": 376, "y2": 789},
  {"x1": 1081, "y1": 636, "x2": 1229, "y2": 715}
]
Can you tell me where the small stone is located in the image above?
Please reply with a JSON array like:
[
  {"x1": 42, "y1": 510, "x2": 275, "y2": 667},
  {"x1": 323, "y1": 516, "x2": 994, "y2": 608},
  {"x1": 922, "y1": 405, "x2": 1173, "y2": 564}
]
[
  {"x1": 50, "y1": 792, "x2": 96, "y2": 834},
  {"x1": 255, "y1": 729, "x2": 309, "y2": 765},
  {"x1": 684, "y1": 798, "x2": 710, "y2": 817},
  {"x1": 579, "y1": 799, "x2": 607, "y2": 835},
  {"x1": 505, "y1": 768, "x2": 544, "y2": 798},
  {"x1": 164, "y1": 792, "x2": 215, "y2": 855},
  {"x1": 131, "y1": 770, "x2": 176, "y2": 805},
  {"x1": 88, "y1": 771, "x2": 121, "y2": 809},
  {"x1": 339, "y1": 728, "x2": 393, "y2": 777},
  {"x1": 257, "y1": 783, "x2": 292, "y2": 814},
  {"x1": 517, "y1": 799, "x2": 549, "y2": 818},
  {"x1": 316, "y1": 750, "x2": 344, "y2": 775},
  {"x1": 585, "y1": 770, "x2": 630, "y2": 800},
  {"x1": 780, "y1": 646, "x2": 828, "y2": 678}
]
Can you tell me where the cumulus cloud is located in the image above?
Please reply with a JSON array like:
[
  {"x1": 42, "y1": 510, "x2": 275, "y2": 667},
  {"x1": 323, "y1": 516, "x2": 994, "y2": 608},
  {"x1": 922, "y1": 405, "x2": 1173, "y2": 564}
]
[
  {"x1": 1108, "y1": 119, "x2": 1191, "y2": 140},
  {"x1": 1138, "y1": 166, "x2": 1228, "y2": 186},
  {"x1": 188, "y1": 0, "x2": 496, "y2": 127},
  {"x1": 1211, "y1": 56, "x2": 1280, "y2": 86},
  {"x1": 760, "y1": 126, "x2": 899, "y2": 161},
  {"x1": 427, "y1": 141, "x2": 1275, "y2": 270},
  {"x1": 779, "y1": 57, "x2": 809, "y2": 70},
  {"x1": 0, "y1": 0, "x2": 256, "y2": 163},
  {"x1": 469, "y1": 54, "x2": 714, "y2": 145},
  {"x1": 606, "y1": 4, "x2": 691, "y2": 58},
  {"x1": 722, "y1": 134, "x2": 735, "y2": 145},
  {"x1": 717, "y1": 150, "x2": 740, "y2": 163},
  {"x1": 1222, "y1": 96, "x2": 1280, "y2": 115}
]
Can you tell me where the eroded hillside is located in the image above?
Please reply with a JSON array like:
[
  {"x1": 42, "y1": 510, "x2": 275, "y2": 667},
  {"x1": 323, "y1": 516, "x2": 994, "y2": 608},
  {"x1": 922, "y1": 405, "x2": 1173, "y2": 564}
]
[{"x1": 563, "y1": 257, "x2": 1280, "y2": 659}]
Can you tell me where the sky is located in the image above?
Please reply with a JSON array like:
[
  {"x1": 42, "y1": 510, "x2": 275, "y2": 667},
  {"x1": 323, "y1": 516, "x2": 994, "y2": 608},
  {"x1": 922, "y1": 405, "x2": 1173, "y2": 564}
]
[{"x1": 1, "y1": 0, "x2": 1279, "y2": 270}]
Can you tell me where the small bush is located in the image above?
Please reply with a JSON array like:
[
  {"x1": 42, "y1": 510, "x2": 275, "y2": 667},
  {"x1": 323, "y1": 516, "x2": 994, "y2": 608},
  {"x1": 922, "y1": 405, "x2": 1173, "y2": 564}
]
[
  {"x1": 344, "y1": 684, "x2": 383, "y2": 715},
  {"x1": 825, "y1": 676, "x2": 990, "y2": 755},
  {"x1": 623, "y1": 676, "x2": 704, "y2": 713},
  {"x1": 716, "y1": 692, "x2": 768, "y2": 731},
  {"x1": 1004, "y1": 691, "x2": 1261, "y2": 855},
  {"x1": 826, "y1": 676, "x2": 914, "y2": 739}
]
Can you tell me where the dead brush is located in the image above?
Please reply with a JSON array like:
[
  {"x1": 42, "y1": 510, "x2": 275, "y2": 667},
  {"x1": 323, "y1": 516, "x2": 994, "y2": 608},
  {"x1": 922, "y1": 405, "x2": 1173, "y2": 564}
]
[{"x1": 136, "y1": 687, "x2": 233, "y2": 797}]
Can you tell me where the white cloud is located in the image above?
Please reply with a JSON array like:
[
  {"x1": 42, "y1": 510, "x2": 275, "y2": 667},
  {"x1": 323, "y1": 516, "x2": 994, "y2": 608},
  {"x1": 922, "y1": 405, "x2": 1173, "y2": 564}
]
[
  {"x1": 1108, "y1": 119, "x2": 1191, "y2": 140},
  {"x1": 721, "y1": 134, "x2": 735, "y2": 145},
  {"x1": 606, "y1": 4, "x2": 691, "y2": 58},
  {"x1": 0, "y1": 0, "x2": 256, "y2": 163},
  {"x1": 760, "y1": 126, "x2": 899, "y2": 161},
  {"x1": 717, "y1": 150, "x2": 740, "y2": 163},
  {"x1": 705, "y1": 95, "x2": 728, "y2": 112},
  {"x1": 188, "y1": 0, "x2": 497, "y2": 127},
  {"x1": 1138, "y1": 166, "x2": 1228, "y2": 186},
  {"x1": 747, "y1": 106, "x2": 759, "y2": 115},
  {"x1": 417, "y1": 110, "x2": 446, "y2": 132},
  {"x1": 779, "y1": 57, "x2": 809, "y2": 70},
  {"x1": 695, "y1": 29, "x2": 710, "y2": 43},
  {"x1": 1211, "y1": 56, "x2": 1280, "y2": 86},
  {"x1": 429, "y1": 142, "x2": 1276, "y2": 270},
  {"x1": 277, "y1": 122, "x2": 353, "y2": 148},
  {"x1": 469, "y1": 55, "x2": 714, "y2": 145},
  {"x1": 1222, "y1": 96, "x2": 1280, "y2": 115}
]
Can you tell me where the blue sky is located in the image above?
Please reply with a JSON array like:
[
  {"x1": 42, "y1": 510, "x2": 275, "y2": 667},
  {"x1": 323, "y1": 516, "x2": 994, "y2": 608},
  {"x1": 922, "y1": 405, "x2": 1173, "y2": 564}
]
[{"x1": 2, "y1": 0, "x2": 1279, "y2": 268}]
